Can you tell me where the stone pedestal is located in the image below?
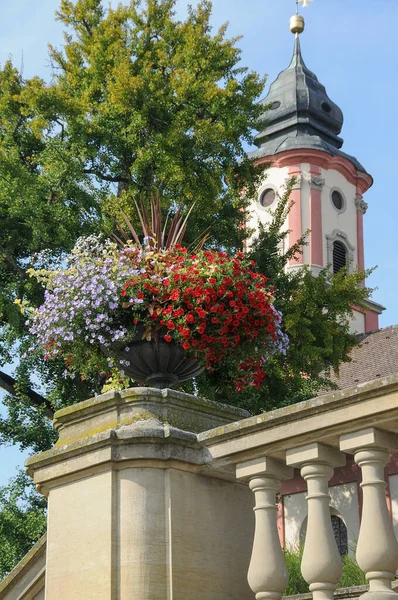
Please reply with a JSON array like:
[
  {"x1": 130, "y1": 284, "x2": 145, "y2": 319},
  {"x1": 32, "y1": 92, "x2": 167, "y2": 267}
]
[{"x1": 26, "y1": 388, "x2": 253, "y2": 600}]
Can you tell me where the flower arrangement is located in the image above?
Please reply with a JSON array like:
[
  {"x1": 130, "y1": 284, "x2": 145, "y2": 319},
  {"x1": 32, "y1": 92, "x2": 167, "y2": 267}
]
[{"x1": 23, "y1": 199, "x2": 288, "y2": 392}]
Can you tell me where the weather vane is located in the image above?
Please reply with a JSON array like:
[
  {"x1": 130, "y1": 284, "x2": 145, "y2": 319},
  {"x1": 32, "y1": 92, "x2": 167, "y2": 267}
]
[{"x1": 296, "y1": 0, "x2": 314, "y2": 12}]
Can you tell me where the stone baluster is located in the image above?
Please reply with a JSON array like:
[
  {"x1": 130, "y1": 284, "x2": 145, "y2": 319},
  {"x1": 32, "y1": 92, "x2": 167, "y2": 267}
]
[
  {"x1": 286, "y1": 443, "x2": 346, "y2": 600},
  {"x1": 340, "y1": 428, "x2": 398, "y2": 600},
  {"x1": 236, "y1": 457, "x2": 294, "y2": 600}
]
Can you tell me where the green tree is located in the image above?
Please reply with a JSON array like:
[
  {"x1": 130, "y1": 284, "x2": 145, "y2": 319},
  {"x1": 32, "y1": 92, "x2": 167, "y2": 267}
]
[
  {"x1": 0, "y1": 0, "x2": 265, "y2": 444},
  {"x1": 0, "y1": 58, "x2": 102, "y2": 451},
  {"x1": 40, "y1": 0, "x2": 265, "y2": 247},
  {"x1": 0, "y1": 471, "x2": 46, "y2": 579}
]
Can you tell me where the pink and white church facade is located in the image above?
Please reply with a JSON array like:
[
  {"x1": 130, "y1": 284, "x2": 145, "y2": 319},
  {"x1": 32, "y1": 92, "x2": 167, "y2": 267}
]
[{"x1": 247, "y1": 18, "x2": 384, "y2": 335}]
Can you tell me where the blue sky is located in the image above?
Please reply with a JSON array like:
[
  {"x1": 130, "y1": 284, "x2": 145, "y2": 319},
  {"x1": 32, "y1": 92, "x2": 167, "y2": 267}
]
[{"x1": 0, "y1": 0, "x2": 397, "y2": 485}]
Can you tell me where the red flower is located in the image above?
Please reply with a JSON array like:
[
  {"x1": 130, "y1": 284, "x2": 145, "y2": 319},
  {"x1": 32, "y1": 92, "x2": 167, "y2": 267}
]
[
  {"x1": 170, "y1": 290, "x2": 179, "y2": 301},
  {"x1": 164, "y1": 335, "x2": 172, "y2": 343},
  {"x1": 182, "y1": 341, "x2": 191, "y2": 350}
]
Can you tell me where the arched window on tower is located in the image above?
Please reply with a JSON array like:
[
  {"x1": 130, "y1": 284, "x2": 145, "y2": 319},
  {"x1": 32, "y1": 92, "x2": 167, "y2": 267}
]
[{"x1": 333, "y1": 241, "x2": 347, "y2": 273}]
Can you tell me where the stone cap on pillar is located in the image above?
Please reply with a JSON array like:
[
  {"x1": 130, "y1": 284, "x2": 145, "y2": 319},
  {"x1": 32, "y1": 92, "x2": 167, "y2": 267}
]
[
  {"x1": 25, "y1": 388, "x2": 250, "y2": 495},
  {"x1": 286, "y1": 442, "x2": 346, "y2": 469},
  {"x1": 53, "y1": 386, "x2": 250, "y2": 446},
  {"x1": 340, "y1": 427, "x2": 398, "y2": 454},
  {"x1": 236, "y1": 456, "x2": 293, "y2": 481}
]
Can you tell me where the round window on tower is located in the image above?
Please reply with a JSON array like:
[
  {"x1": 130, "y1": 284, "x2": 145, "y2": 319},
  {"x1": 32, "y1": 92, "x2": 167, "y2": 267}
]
[
  {"x1": 270, "y1": 101, "x2": 281, "y2": 110},
  {"x1": 321, "y1": 101, "x2": 332, "y2": 114},
  {"x1": 331, "y1": 190, "x2": 345, "y2": 212},
  {"x1": 259, "y1": 188, "x2": 276, "y2": 208}
]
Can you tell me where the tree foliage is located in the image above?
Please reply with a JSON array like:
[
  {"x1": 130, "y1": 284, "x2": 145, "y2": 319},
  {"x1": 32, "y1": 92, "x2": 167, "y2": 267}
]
[
  {"x1": 40, "y1": 0, "x2": 266, "y2": 246},
  {"x1": 0, "y1": 0, "x2": 265, "y2": 448},
  {"x1": 0, "y1": 471, "x2": 47, "y2": 580}
]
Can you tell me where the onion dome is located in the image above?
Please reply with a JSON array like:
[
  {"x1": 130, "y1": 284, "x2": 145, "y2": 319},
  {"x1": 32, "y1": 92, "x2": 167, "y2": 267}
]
[{"x1": 250, "y1": 16, "x2": 367, "y2": 173}]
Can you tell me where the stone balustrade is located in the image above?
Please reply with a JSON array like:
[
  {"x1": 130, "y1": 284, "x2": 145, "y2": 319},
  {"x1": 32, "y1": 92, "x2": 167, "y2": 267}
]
[
  {"x1": 234, "y1": 431, "x2": 398, "y2": 600},
  {"x1": 14, "y1": 374, "x2": 398, "y2": 600},
  {"x1": 199, "y1": 374, "x2": 398, "y2": 600}
]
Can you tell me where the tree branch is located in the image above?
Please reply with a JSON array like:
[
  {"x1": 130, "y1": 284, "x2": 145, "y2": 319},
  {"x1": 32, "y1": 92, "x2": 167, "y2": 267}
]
[
  {"x1": 0, "y1": 245, "x2": 27, "y2": 279},
  {"x1": 83, "y1": 168, "x2": 129, "y2": 184},
  {"x1": 0, "y1": 370, "x2": 54, "y2": 418}
]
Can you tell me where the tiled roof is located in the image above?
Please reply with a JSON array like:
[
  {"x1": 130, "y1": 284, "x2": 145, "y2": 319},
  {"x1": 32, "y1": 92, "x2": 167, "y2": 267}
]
[{"x1": 332, "y1": 325, "x2": 398, "y2": 390}]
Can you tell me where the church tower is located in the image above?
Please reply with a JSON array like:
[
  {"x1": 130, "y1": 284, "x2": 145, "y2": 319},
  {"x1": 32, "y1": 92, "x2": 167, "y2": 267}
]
[{"x1": 247, "y1": 13, "x2": 384, "y2": 335}]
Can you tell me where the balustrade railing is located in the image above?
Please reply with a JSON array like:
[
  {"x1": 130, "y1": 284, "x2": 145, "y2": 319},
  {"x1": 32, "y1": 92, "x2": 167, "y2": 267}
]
[
  {"x1": 236, "y1": 429, "x2": 398, "y2": 600},
  {"x1": 197, "y1": 375, "x2": 398, "y2": 600}
]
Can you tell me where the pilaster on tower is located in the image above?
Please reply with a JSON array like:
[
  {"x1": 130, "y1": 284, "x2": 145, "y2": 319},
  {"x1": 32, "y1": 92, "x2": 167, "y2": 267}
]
[{"x1": 247, "y1": 13, "x2": 384, "y2": 334}]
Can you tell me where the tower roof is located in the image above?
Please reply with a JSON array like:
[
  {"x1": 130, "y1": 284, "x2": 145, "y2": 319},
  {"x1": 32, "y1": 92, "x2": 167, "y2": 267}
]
[{"x1": 250, "y1": 24, "x2": 368, "y2": 174}]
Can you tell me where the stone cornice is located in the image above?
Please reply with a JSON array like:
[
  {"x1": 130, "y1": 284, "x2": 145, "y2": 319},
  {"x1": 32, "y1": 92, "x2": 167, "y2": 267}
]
[
  {"x1": 26, "y1": 420, "x2": 209, "y2": 496},
  {"x1": 326, "y1": 229, "x2": 355, "y2": 253},
  {"x1": 26, "y1": 388, "x2": 250, "y2": 494},
  {"x1": 256, "y1": 149, "x2": 373, "y2": 195}
]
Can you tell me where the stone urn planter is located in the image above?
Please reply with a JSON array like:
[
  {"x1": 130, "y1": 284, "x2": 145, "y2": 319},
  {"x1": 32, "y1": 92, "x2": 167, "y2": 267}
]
[{"x1": 115, "y1": 337, "x2": 204, "y2": 389}]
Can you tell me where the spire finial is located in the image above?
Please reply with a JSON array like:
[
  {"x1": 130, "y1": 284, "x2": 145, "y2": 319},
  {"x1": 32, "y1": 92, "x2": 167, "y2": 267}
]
[{"x1": 290, "y1": 13, "x2": 305, "y2": 36}]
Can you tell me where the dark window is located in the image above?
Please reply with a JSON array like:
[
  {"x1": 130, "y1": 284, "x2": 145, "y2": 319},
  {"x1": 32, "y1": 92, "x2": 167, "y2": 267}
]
[
  {"x1": 333, "y1": 241, "x2": 347, "y2": 273},
  {"x1": 331, "y1": 515, "x2": 348, "y2": 556},
  {"x1": 332, "y1": 190, "x2": 343, "y2": 210},
  {"x1": 260, "y1": 188, "x2": 276, "y2": 208},
  {"x1": 321, "y1": 101, "x2": 332, "y2": 114},
  {"x1": 270, "y1": 101, "x2": 281, "y2": 110}
]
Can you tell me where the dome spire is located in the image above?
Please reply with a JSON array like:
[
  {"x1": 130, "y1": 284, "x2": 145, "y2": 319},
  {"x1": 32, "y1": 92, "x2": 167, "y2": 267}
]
[
  {"x1": 248, "y1": 0, "x2": 368, "y2": 176},
  {"x1": 251, "y1": 4, "x2": 349, "y2": 159}
]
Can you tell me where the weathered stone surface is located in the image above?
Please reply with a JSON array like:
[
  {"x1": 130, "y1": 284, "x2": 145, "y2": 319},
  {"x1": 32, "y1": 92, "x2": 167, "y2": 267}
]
[
  {"x1": 198, "y1": 374, "x2": 398, "y2": 465},
  {"x1": 53, "y1": 386, "x2": 249, "y2": 445},
  {"x1": 23, "y1": 389, "x2": 254, "y2": 599}
]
